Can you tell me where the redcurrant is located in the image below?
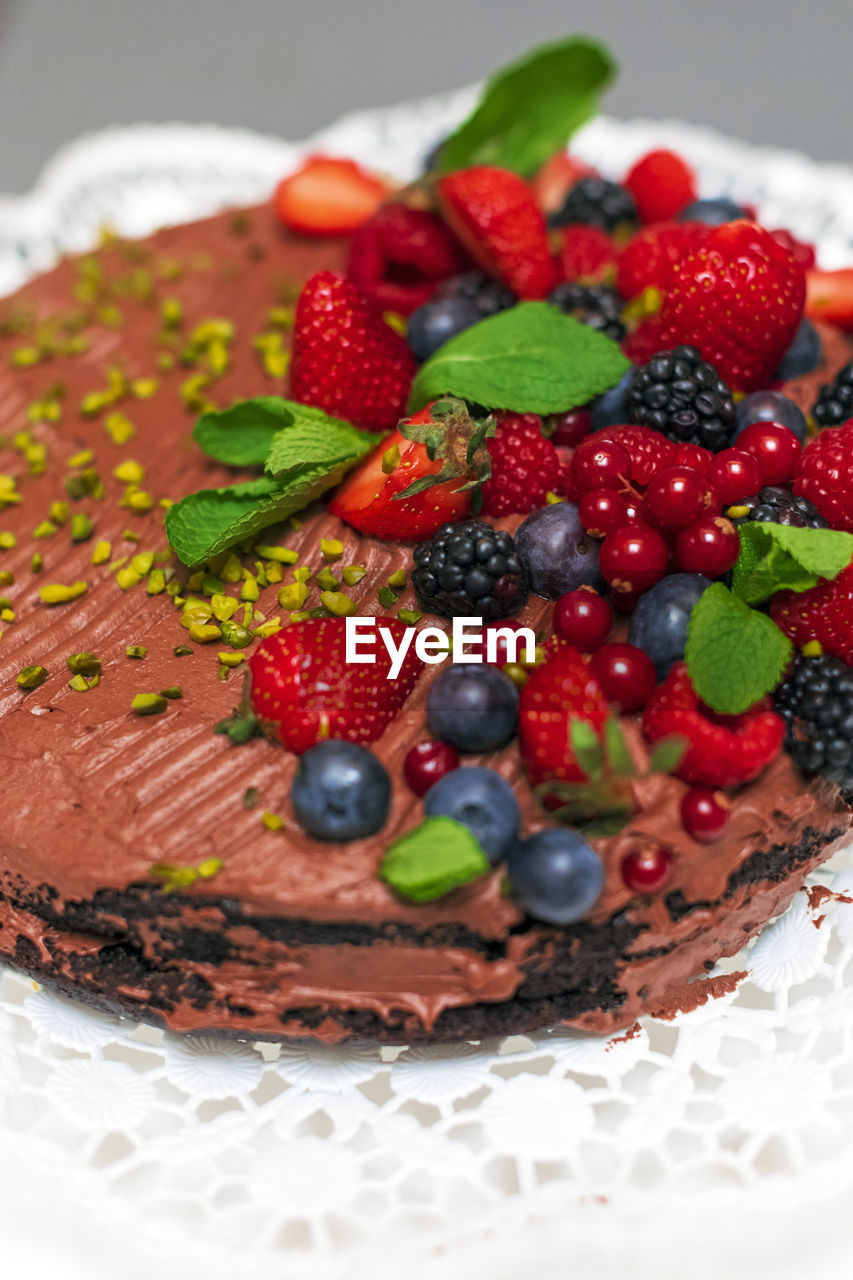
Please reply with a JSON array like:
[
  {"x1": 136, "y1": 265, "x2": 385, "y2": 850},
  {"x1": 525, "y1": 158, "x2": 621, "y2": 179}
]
[
  {"x1": 621, "y1": 846, "x2": 673, "y2": 893},
  {"x1": 403, "y1": 740, "x2": 460, "y2": 797},
  {"x1": 675, "y1": 515, "x2": 740, "y2": 576},
  {"x1": 645, "y1": 465, "x2": 709, "y2": 527},
  {"x1": 553, "y1": 587, "x2": 613, "y2": 651},
  {"x1": 707, "y1": 448, "x2": 762, "y2": 505},
  {"x1": 578, "y1": 488, "x2": 631, "y2": 537},
  {"x1": 599, "y1": 523, "x2": 669, "y2": 594},
  {"x1": 547, "y1": 408, "x2": 591, "y2": 447},
  {"x1": 672, "y1": 442, "x2": 713, "y2": 474},
  {"x1": 590, "y1": 642, "x2": 656, "y2": 712},
  {"x1": 680, "y1": 787, "x2": 730, "y2": 842},
  {"x1": 736, "y1": 421, "x2": 802, "y2": 485},
  {"x1": 570, "y1": 440, "x2": 632, "y2": 494}
]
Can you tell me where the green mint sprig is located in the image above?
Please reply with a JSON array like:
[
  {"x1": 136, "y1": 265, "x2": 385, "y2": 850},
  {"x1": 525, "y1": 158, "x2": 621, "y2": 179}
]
[
  {"x1": 380, "y1": 816, "x2": 490, "y2": 902},
  {"x1": 166, "y1": 397, "x2": 380, "y2": 566},
  {"x1": 435, "y1": 35, "x2": 617, "y2": 177},
  {"x1": 685, "y1": 582, "x2": 792, "y2": 716},
  {"x1": 731, "y1": 521, "x2": 853, "y2": 605},
  {"x1": 407, "y1": 303, "x2": 631, "y2": 416}
]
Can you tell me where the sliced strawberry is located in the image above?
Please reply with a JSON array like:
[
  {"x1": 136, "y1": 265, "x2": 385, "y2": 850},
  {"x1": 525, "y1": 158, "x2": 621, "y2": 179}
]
[
  {"x1": 623, "y1": 149, "x2": 697, "y2": 224},
  {"x1": 805, "y1": 268, "x2": 853, "y2": 333},
  {"x1": 531, "y1": 151, "x2": 597, "y2": 215},
  {"x1": 347, "y1": 203, "x2": 470, "y2": 316},
  {"x1": 249, "y1": 617, "x2": 421, "y2": 754},
  {"x1": 328, "y1": 400, "x2": 492, "y2": 540},
  {"x1": 519, "y1": 647, "x2": 609, "y2": 788},
  {"x1": 273, "y1": 155, "x2": 392, "y2": 237},
  {"x1": 290, "y1": 271, "x2": 415, "y2": 432},
  {"x1": 437, "y1": 165, "x2": 558, "y2": 299}
]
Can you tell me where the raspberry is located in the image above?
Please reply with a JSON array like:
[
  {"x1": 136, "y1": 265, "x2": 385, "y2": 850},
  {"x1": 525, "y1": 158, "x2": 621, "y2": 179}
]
[
  {"x1": 616, "y1": 222, "x2": 708, "y2": 299},
  {"x1": 481, "y1": 413, "x2": 564, "y2": 517},
  {"x1": 558, "y1": 224, "x2": 616, "y2": 281},
  {"x1": 623, "y1": 149, "x2": 698, "y2": 224},
  {"x1": 793, "y1": 419, "x2": 853, "y2": 532},
  {"x1": 347, "y1": 203, "x2": 469, "y2": 315},
  {"x1": 519, "y1": 646, "x2": 609, "y2": 787},
  {"x1": 769, "y1": 565, "x2": 853, "y2": 666},
  {"x1": 594, "y1": 423, "x2": 677, "y2": 485},
  {"x1": 642, "y1": 662, "x2": 785, "y2": 786}
]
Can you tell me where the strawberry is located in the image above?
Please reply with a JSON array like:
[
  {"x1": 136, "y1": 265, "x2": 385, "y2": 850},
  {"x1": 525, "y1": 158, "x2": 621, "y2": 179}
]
[
  {"x1": 770, "y1": 227, "x2": 816, "y2": 272},
  {"x1": 437, "y1": 166, "x2": 559, "y2": 299},
  {"x1": 642, "y1": 662, "x2": 784, "y2": 787},
  {"x1": 793, "y1": 420, "x2": 853, "y2": 533},
  {"x1": 347, "y1": 203, "x2": 470, "y2": 316},
  {"x1": 519, "y1": 646, "x2": 609, "y2": 787},
  {"x1": 623, "y1": 149, "x2": 698, "y2": 224},
  {"x1": 770, "y1": 565, "x2": 853, "y2": 667},
  {"x1": 328, "y1": 399, "x2": 492, "y2": 540},
  {"x1": 273, "y1": 155, "x2": 392, "y2": 237},
  {"x1": 621, "y1": 315, "x2": 667, "y2": 365},
  {"x1": 290, "y1": 271, "x2": 415, "y2": 432},
  {"x1": 805, "y1": 268, "x2": 853, "y2": 333},
  {"x1": 249, "y1": 617, "x2": 421, "y2": 754},
  {"x1": 616, "y1": 221, "x2": 708, "y2": 300},
  {"x1": 658, "y1": 220, "x2": 806, "y2": 391},
  {"x1": 531, "y1": 151, "x2": 597, "y2": 215},
  {"x1": 480, "y1": 413, "x2": 564, "y2": 517},
  {"x1": 558, "y1": 224, "x2": 616, "y2": 282},
  {"x1": 595, "y1": 424, "x2": 677, "y2": 485}
]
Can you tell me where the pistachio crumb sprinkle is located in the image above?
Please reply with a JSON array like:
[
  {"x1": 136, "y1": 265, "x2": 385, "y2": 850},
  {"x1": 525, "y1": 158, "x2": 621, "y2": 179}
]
[
  {"x1": 261, "y1": 811, "x2": 285, "y2": 832},
  {"x1": 67, "y1": 652, "x2": 101, "y2": 677},
  {"x1": 16, "y1": 665, "x2": 48, "y2": 690},
  {"x1": 320, "y1": 538, "x2": 343, "y2": 561},
  {"x1": 40, "y1": 581, "x2": 88, "y2": 605},
  {"x1": 131, "y1": 693, "x2": 168, "y2": 715},
  {"x1": 126, "y1": 645, "x2": 147, "y2": 659}
]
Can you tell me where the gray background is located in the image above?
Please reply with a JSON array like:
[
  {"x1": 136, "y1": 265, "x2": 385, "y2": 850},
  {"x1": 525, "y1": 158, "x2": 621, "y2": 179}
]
[{"x1": 0, "y1": 0, "x2": 849, "y2": 195}]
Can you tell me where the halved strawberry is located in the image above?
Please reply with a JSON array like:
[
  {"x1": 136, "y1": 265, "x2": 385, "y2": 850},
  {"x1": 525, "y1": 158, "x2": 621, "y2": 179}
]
[
  {"x1": 805, "y1": 268, "x2": 853, "y2": 333},
  {"x1": 249, "y1": 617, "x2": 421, "y2": 754},
  {"x1": 437, "y1": 165, "x2": 558, "y2": 299},
  {"x1": 328, "y1": 399, "x2": 493, "y2": 540},
  {"x1": 273, "y1": 155, "x2": 392, "y2": 237}
]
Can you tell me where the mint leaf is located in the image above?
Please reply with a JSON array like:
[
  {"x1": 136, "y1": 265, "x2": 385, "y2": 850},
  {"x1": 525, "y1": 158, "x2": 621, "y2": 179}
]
[
  {"x1": 407, "y1": 303, "x2": 630, "y2": 415},
  {"x1": 685, "y1": 582, "x2": 792, "y2": 715},
  {"x1": 436, "y1": 36, "x2": 616, "y2": 177},
  {"x1": 265, "y1": 414, "x2": 381, "y2": 477},
  {"x1": 380, "y1": 816, "x2": 489, "y2": 902},
  {"x1": 194, "y1": 397, "x2": 300, "y2": 467},
  {"x1": 732, "y1": 521, "x2": 853, "y2": 605}
]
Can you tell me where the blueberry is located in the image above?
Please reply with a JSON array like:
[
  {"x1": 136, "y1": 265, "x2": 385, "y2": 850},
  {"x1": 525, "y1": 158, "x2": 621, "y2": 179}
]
[
  {"x1": 291, "y1": 740, "x2": 390, "y2": 841},
  {"x1": 507, "y1": 828, "x2": 604, "y2": 924},
  {"x1": 628, "y1": 572, "x2": 711, "y2": 680},
  {"x1": 679, "y1": 197, "x2": 748, "y2": 226},
  {"x1": 427, "y1": 665, "x2": 518, "y2": 752},
  {"x1": 407, "y1": 297, "x2": 483, "y2": 362},
  {"x1": 733, "y1": 389, "x2": 808, "y2": 444},
  {"x1": 774, "y1": 318, "x2": 823, "y2": 381},
  {"x1": 515, "y1": 502, "x2": 604, "y2": 599},
  {"x1": 424, "y1": 766, "x2": 520, "y2": 864},
  {"x1": 589, "y1": 368, "x2": 634, "y2": 430}
]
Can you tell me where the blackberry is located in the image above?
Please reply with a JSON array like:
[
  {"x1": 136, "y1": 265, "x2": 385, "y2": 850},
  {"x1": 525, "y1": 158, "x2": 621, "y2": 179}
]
[
  {"x1": 412, "y1": 520, "x2": 528, "y2": 621},
  {"x1": 727, "y1": 486, "x2": 827, "y2": 529},
  {"x1": 432, "y1": 270, "x2": 516, "y2": 317},
  {"x1": 548, "y1": 281, "x2": 625, "y2": 342},
  {"x1": 626, "y1": 345, "x2": 736, "y2": 451},
  {"x1": 774, "y1": 654, "x2": 853, "y2": 793},
  {"x1": 812, "y1": 357, "x2": 853, "y2": 428},
  {"x1": 549, "y1": 176, "x2": 638, "y2": 233}
]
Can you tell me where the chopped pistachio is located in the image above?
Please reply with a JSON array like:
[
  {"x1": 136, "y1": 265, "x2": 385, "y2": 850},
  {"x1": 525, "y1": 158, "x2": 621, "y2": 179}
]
[
  {"x1": 292, "y1": 566, "x2": 311, "y2": 584},
  {"x1": 267, "y1": 306, "x2": 293, "y2": 329},
  {"x1": 252, "y1": 617, "x2": 282, "y2": 639},
  {"x1": 65, "y1": 468, "x2": 101, "y2": 499},
  {"x1": 130, "y1": 551, "x2": 154, "y2": 576},
  {"x1": 28, "y1": 397, "x2": 62, "y2": 424},
  {"x1": 0, "y1": 607, "x2": 13, "y2": 623},
  {"x1": 157, "y1": 351, "x2": 176, "y2": 372},
  {"x1": 114, "y1": 458, "x2": 144, "y2": 484},
  {"x1": 278, "y1": 581, "x2": 309, "y2": 611},
  {"x1": 263, "y1": 561, "x2": 283, "y2": 584},
  {"x1": 0, "y1": 532, "x2": 16, "y2": 550},
  {"x1": 382, "y1": 310, "x2": 407, "y2": 336},
  {"x1": 289, "y1": 515, "x2": 303, "y2": 531},
  {"x1": 341, "y1": 565, "x2": 366, "y2": 587},
  {"x1": 70, "y1": 513, "x2": 94, "y2": 542},
  {"x1": 320, "y1": 538, "x2": 343, "y2": 561},
  {"x1": 126, "y1": 645, "x2": 148, "y2": 659},
  {"x1": 131, "y1": 692, "x2": 167, "y2": 715},
  {"x1": 545, "y1": 491, "x2": 563, "y2": 505},
  {"x1": 40, "y1": 580, "x2": 88, "y2": 605},
  {"x1": 68, "y1": 673, "x2": 100, "y2": 692},
  {"x1": 255, "y1": 544, "x2": 298, "y2": 564},
  {"x1": 218, "y1": 651, "x2": 244, "y2": 668},
  {"x1": 261, "y1": 811, "x2": 284, "y2": 832},
  {"x1": 173, "y1": 645, "x2": 193, "y2": 657},
  {"x1": 68, "y1": 449, "x2": 94, "y2": 468},
  {"x1": 387, "y1": 569, "x2": 407, "y2": 589},
  {"x1": 159, "y1": 686, "x2": 182, "y2": 700},
  {"x1": 49, "y1": 501, "x2": 69, "y2": 525},
  {"x1": 316, "y1": 568, "x2": 339, "y2": 591},
  {"x1": 381, "y1": 443, "x2": 401, "y2": 474},
  {"x1": 131, "y1": 377, "x2": 158, "y2": 399},
  {"x1": 146, "y1": 568, "x2": 166, "y2": 595},
  {"x1": 503, "y1": 663, "x2": 529, "y2": 689},
  {"x1": 211, "y1": 592, "x2": 240, "y2": 621},
  {"x1": 66, "y1": 652, "x2": 101, "y2": 676},
  {"x1": 123, "y1": 488, "x2": 154, "y2": 513},
  {"x1": 116, "y1": 566, "x2": 142, "y2": 591},
  {"x1": 34, "y1": 520, "x2": 58, "y2": 539},
  {"x1": 397, "y1": 608, "x2": 422, "y2": 625},
  {"x1": 802, "y1": 639, "x2": 823, "y2": 657},
  {"x1": 241, "y1": 577, "x2": 260, "y2": 602},
  {"x1": 180, "y1": 373, "x2": 210, "y2": 410},
  {"x1": 207, "y1": 338, "x2": 229, "y2": 376},
  {"x1": 219, "y1": 553, "x2": 243, "y2": 584},
  {"x1": 321, "y1": 590, "x2": 357, "y2": 617},
  {"x1": 187, "y1": 570, "x2": 205, "y2": 591},
  {"x1": 97, "y1": 304, "x2": 123, "y2": 328},
  {"x1": 11, "y1": 346, "x2": 41, "y2": 367},
  {"x1": 17, "y1": 665, "x2": 48, "y2": 690},
  {"x1": 91, "y1": 539, "x2": 111, "y2": 565},
  {"x1": 120, "y1": 528, "x2": 140, "y2": 543},
  {"x1": 377, "y1": 586, "x2": 398, "y2": 608},
  {"x1": 242, "y1": 786, "x2": 260, "y2": 809},
  {"x1": 105, "y1": 411, "x2": 135, "y2": 445},
  {"x1": 0, "y1": 571, "x2": 14, "y2": 586},
  {"x1": 30, "y1": 552, "x2": 43, "y2": 573},
  {"x1": 80, "y1": 391, "x2": 112, "y2": 417},
  {"x1": 161, "y1": 297, "x2": 183, "y2": 329},
  {"x1": 219, "y1": 620, "x2": 253, "y2": 648},
  {"x1": 189, "y1": 621, "x2": 221, "y2": 643},
  {"x1": 202, "y1": 573, "x2": 225, "y2": 596},
  {"x1": 191, "y1": 318, "x2": 234, "y2": 346}
]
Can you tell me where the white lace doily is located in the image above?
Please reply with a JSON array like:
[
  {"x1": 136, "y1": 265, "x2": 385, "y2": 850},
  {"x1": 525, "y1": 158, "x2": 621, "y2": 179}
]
[{"x1": 2, "y1": 94, "x2": 853, "y2": 1279}]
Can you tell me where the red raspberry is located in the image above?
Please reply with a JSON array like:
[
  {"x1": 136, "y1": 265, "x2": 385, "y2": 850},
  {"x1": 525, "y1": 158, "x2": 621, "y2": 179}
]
[
  {"x1": 793, "y1": 420, "x2": 853, "y2": 532},
  {"x1": 770, "y1": 227, "x2": 816, "y2": 272},
  {"x1": 642, "y1": 662, "x2": 785, "y2": 787},
  {"x1": 558, "y1": 224, "x2": 616, "y2": 281},
  {"x1": 616, "y1": 221, "x2": 708, "y2": 298},
  {"x1": 769, "y1": 565, "x2": 853, "y2": 666},
  {"x1": 623, "y1": 149, "x2": 698, "y2": 224},
  {"x1": 480, "y1": 413, "x2": 563, "y2": 517},
  {"x1": 594, "y1": 424, "x2": 677, "y2": 485},
  {"x1": 347, "y1": 203, "x2": 470, "y2": 315}
]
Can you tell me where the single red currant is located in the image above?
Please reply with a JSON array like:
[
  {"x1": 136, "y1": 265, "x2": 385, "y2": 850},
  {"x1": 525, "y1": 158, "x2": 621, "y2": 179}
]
[
  {"x1": 609, "y1": 586, "x2": 644, "y2": 614},
  {"x1": 403, "y1": 740, "x2": 460, "y2": 797},
  {"x1": 645, "y1": 465, "x2": 709, "y2": 527},
  {"x1": 578, "y1": 488, "x2": 631, "y2": 537},
  {"x1": 736, "y1": 421, "x2": 802, "y2": 485},
  {"x1": 547, "y1": 408, "x2": 592, "y2": 447},
  {"x1": 570, "y1": 439, "x2": 632, "y2": 494},
  {"x1": 675, "y1": 515, "x2": 740, "y2": 576},
  {"x1": 553, "y1": 587, "x2": 613, "y2": 651},
  {"x1": 707, "y1": 448, "x2": 762, "y2": 505},
  {"x1": 599, "y1": 523, "x2": 669, "y2": 594},
  {"x1": 621, "y1": 846, "x2": 673, "y2": 893},
  {"x1": 672, "y1": 442, "x2": 713, "y2": 474},
  {"x1": 590, "y1": 642, "x2": 657, "y2": 712},
  {"x1": 680, "y1": 787, "x2": 730, "y2": 842}
]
